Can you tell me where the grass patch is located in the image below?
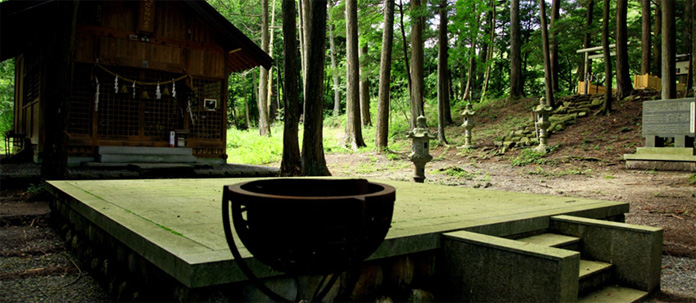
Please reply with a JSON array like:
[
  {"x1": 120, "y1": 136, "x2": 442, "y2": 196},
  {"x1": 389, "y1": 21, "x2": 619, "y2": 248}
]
[
  {"x1": 688, "y1": 174, "x2": 696, "y2": 185},
  {"x1": 226, "y1": 125, "x2": 284, "y2": 165},
  {"x1": 512, "y1": 149, "x2": 548, "y2": 166},
  {"x1": 435, "y1": 166, "x2": 476, "y2": 180}
]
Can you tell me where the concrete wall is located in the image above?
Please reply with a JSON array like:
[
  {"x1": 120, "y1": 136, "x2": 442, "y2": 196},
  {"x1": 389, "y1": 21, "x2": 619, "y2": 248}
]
[
  {"x1": 440, "y1": 230, "x2": 580, "y2": 303},
  {"x1": 550, "y1": 215, "x2": 663, "y2": 292}
]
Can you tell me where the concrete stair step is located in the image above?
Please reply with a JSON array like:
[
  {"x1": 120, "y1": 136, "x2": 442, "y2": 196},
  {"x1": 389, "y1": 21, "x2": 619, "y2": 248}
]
[
  {"x1": 516, "y1": 233, "x2": 580, "y2": 250},
  {"x1": 578, "y1": 259, "x2": 614, "y2": 296},
  {"x1": 97, "y1": 146, "x2": 193, "y2": 156},
  {"x1": 99, "y1": 154, "x2": 197, "y2": 163},
  {"x1": 96, "y1": 146, "x2": 196, "y2": 163},
  {"x1": 578, "y1": 285, "x2": 648, "y2": 303}
]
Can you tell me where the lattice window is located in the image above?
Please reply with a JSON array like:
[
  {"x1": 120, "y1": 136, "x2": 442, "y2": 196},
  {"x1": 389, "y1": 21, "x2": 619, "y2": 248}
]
[
  {"x1": 141, "y1": 72, "x2": 177, "y2": 138},
  {"x1": 190, "y1": 78, "x2": 223, "y2": 140},
  {"x1": 94, "y1": 66, "x2": 181, "y2": 139},
  {"x1": 96, "y1": 68, "x2": 140, "y2": 137},
  {"x1": 68, "y1": 64, "x2": 223, "y2": 146},
  {"x1": 69, "y1": 63, "x2": 93, "y2": 136}
]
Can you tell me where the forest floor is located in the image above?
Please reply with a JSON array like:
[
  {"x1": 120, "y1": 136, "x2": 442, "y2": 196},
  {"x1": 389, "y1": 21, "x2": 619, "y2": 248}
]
[
  {"x1": 321, "y1": 94, "x2": 696, "y2": 301},
  {"x1": 1, "y1": 93, "x2": 696, "y2": 301}
]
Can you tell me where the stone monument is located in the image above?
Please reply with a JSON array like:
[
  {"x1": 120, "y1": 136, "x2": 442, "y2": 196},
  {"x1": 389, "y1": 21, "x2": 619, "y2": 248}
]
[
  {"x1": 533, "y1": 97, "x2": 552, "y2": 153},
  {"x1": 460, "y1": 101, "x2": 476, "y2": 149},
  {"x1": 624, "y1": 98, "x2": 696, "y2": 171},
  {"x1": 408, "y1": 116, "x2": 437, "y2": 183}
]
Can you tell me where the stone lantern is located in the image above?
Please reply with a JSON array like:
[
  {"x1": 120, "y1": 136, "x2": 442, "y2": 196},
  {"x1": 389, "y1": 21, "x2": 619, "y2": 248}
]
[
  {"x1": 460, "y1": 100, "x2": 476, "y2": 149},
  {"x1": 408, "y1": 115, "x2": 437, "y2": 183},
  {"x1": 533, "y1": 97, "x2": 552, "y2": 153}
]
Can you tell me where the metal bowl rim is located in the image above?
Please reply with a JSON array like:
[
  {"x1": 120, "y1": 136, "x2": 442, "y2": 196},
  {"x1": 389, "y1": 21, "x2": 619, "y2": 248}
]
[{"x1": 225, "y1": 178, "x2": 396, "y2": 201}]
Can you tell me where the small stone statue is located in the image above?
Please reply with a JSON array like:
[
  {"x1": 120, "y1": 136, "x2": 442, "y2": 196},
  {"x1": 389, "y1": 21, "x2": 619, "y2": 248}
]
[
  {"x1": 408, "y1": 116, "x2": 437, "y2": 183},
  {"x1": 533, "y1": 97, "x2": 552, "y2": 153}
]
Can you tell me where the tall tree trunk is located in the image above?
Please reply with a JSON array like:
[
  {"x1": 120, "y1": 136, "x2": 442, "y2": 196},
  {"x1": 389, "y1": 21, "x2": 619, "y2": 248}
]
[
  {"x1": 653, "y1": 1, "x2": 662, "y2": 76},
  {"x1": 661, "y1": 0, "x2": 676, "y2": 99},
  {"x1": 481, "y1": 0, "x2": 496, "y2": 102},
  {"x1": 302, "y1": 0, "x2": 331, "y2": 176},
  {"x1": 359, "y1": 43, "x2": 372, "y2": 126},
  {"x1": 344, "y1": 0, "x2": 366, "y2": 149},
  {"x1": 640, "y1": 0, "x2": 651, "y2": 75},
  {"x1": 601, "y1": 0, "x2": 612, "y2": 114},
  {"x1": 444, "y1": 69, "x2": 453, "y2": 123},
  {"x1": 266, "y1": 0, "x2": 277, "y2": 120},
  {"x1": 300, "y1": 0, "x2": 311, "y2": 97},
  {"x1": 243, "y1": 72, "x2": 250, "y2": 128},
  {"x1": 398, "y1": 0, "x2": 412, "y2": 108},
  {"x1": 686, "y1": 0, "x2": 693, "y2": 92},
  {"x1": 258, "y1": 0, "x2": 271, "y2": 136},
  {"x1": 328, "y1": 5, "x2": 341, "y2": 116},
  {"x1": 539, "y1": 0, "x2": 555, "y2": 107},
  {"x1": 460, "y1": 64, "x2": 466, "y2": 99},
  {"x1": 615, "y1": 0, "x2": 633, "y2": 100},
  {"x1": 280, "y1": 0, "x2": 301, "y2": 176},
  {"x1": 510, "y1": 0, "x2": 524, "y2": 99},
  {"x1": 693, "y1": 0, "x2": 696, "y2": 93},
  {"x1": 463, "y1": 4, "x2": 479, "y2": 102},
  {"x1": 437, "y1": 0, "x2": 449, "y2": 145},
  {"x1": 42, "y1": 0, "x2": 79, "y2": 181},
  {"x1": 550, "y1": 0, "x2": 560, "y2": 93},
  {"x1": 410, "y1": 0, "x2": 425, "y2": 128},
  {"x1": 376, "y1": 0, "x2": 395, "y2": 150},
  {"x1": 579, "y1": 0, "x2": 594, "y2": 82}
]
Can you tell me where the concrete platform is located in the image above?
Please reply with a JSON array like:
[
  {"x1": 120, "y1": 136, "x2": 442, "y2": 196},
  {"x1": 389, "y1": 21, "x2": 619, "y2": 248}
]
[
  {"x1": 46, "y1": 178, "x2": 629, "y2": 289},
  {"x1": 624, "y1": 147, "x2": 696, "y2": 172}
]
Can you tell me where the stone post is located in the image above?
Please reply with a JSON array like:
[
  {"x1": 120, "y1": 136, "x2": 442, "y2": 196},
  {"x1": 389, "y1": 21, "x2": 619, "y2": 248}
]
[
  {"x1": 408, "y1": 116, "x2": 437, "y2": 183},
  {"x1": 533, "y1": 97, "x2": 552, "y2": 153}
]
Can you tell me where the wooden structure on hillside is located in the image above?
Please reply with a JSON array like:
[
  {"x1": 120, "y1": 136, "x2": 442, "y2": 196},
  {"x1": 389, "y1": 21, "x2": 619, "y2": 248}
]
[{"x1": 1, "y1": 0, "x2": 271, "y2": 163}]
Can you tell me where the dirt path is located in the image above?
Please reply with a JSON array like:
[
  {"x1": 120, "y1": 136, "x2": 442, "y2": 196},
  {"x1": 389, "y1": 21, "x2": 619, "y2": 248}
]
[{"x1": 326, "y1": 151, "x2": 696, "y2": 259}]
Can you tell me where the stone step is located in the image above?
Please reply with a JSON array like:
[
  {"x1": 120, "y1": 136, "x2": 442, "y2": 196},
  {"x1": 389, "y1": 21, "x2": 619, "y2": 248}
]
[
  {"x1": 99, "y1": 154, "x2": 197, "y2": 163},
  {"x1": 97, "y1": 146, "x2": 196, "y2": 163},
  {"x1": 516, "y1": 233, "x2": 580, "y2": 250},
  {"x1": 578, "y1": 259, "x2": 614, "y2": 296},
  {"x1": 97, "y1": 146, "x2": 193, "y2": 156},
  {"x1": 578, "y1": 285, "x2": 648, "y2": 303}
]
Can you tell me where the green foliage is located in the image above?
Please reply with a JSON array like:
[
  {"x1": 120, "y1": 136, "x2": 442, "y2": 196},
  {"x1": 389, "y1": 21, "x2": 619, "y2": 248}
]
[
  {"x1": 511, "y1": 149, "x2": 548, "y2": 166},
  {"x1": 226, "y1": 124, "x2": 284, "y2": 165},
  {"x1": 0, "y1": 59, "x2": 14, "y2": 138},
  {"x1": 27, "y1": 182, "x2": 46, "y2": 197},
  {"x1": 688, "y1": 174, "x2": 696, "y2": 186},
  {"x1": 436, "y1": 166, "x2": 476, "y2": 180}
]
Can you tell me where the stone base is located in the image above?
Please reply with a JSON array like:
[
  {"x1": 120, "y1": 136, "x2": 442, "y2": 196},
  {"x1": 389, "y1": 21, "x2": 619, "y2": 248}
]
[
  {"x1": 625, "y1": 160, "x2": 696, "y2": 172},
  {"x1": 624, "y1": 147, "x2": 696, "y2": 172}
]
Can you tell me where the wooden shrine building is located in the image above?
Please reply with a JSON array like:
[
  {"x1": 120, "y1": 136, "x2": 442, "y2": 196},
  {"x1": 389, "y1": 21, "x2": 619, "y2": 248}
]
[{"x1": 1, "y1": 0, "x2": 272, "y2": 164}]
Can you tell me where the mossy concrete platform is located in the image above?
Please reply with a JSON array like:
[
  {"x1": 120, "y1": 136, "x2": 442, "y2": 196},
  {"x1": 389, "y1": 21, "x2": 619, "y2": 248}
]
[{"x1": 46, "y1": 178, "x2": 630, "y2": 290}]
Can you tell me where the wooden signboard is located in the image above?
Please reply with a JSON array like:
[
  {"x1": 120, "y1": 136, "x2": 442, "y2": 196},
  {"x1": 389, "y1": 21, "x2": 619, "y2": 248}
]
[{"x1": 137, "y1": 0, "x2": 155, "y2": 34}]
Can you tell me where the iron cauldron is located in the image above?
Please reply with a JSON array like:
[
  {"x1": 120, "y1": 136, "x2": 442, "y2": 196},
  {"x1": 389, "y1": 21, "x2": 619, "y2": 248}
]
[{"x1": 222, "y1": 178, "x2": 395, "y2": 275}]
